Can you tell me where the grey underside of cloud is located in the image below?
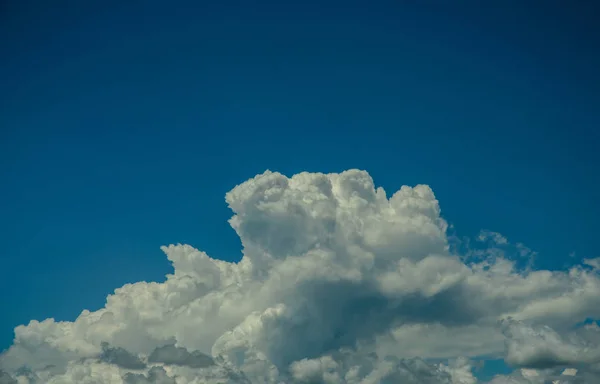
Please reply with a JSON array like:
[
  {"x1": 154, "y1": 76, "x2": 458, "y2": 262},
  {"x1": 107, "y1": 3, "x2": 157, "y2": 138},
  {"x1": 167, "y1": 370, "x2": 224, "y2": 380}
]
[
  {"x1": 0, "y1": 370, "x2": 17, "y2": 384},
  {"x1": 1, "y1": 169, "x2": 599, "y2": 383}
]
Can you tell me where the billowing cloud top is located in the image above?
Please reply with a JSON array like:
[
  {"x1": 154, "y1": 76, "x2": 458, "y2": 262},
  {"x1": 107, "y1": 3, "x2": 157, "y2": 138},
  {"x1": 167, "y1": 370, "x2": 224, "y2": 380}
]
[{"x1": 1, "y1": 170, "x2": 599, "y2": 383}]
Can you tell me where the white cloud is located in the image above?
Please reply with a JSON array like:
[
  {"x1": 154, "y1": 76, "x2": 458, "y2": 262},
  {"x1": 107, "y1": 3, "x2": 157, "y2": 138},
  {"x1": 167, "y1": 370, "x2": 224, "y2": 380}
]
[
  {"x1": 490, "y1": 319, "x2": 600, "y2": 383},
  {"x1": 501, "y1": 319, "x2": 600, "y2": 369},
  {"x1": 1, "y1": 169, "x2": 599, "y2": 383}
]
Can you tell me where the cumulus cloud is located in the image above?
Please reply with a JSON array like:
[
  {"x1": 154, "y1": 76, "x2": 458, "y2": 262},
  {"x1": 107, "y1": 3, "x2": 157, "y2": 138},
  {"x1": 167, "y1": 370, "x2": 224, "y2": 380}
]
[
  {"x1": 147, "y1": 345, "x2": 214, "y2": 368},
  {"x1": 100, "y1": 343, "x2": 146, "y2": 370},
  {"x1": 1, "y1": 169, "x2": 599, "y2": 383},
  {"x1": 502, "y1": 320, "x2": 600, "y2": 369},
  {"x1": 490, "y1": 319, "x2": 600, "y2": 383}
]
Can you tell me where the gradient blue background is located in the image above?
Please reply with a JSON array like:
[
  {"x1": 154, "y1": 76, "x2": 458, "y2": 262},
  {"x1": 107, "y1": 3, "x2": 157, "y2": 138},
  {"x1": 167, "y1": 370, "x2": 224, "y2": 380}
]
[{"x1": 1, "y1": 0, "x2": 598, "y2": 379}]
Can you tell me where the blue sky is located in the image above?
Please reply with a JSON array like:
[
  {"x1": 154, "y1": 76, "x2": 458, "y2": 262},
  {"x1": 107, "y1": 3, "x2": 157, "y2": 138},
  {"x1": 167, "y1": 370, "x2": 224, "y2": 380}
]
[{"x1": 1, "y1": 0, "x2": 599, "y2": 381}]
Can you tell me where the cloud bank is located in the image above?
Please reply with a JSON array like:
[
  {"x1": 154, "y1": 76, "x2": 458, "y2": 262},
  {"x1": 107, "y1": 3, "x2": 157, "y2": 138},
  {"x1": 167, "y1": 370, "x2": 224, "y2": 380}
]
[{"x1": 1, "y1": 170, "x2": 599, "y2": 383}]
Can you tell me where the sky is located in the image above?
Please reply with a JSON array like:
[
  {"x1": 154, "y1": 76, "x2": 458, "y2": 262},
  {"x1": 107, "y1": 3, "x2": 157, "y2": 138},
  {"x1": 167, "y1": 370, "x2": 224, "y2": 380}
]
[{"x1": 1, "y1": 0, "x2": 599, "y2": 383}]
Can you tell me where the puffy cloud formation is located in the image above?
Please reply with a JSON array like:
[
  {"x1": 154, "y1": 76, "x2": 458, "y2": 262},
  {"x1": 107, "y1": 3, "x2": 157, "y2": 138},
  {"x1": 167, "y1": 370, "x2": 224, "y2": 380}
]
[
  {"x1": 1, "y1": 169, "x2": 599, "y2": 383},
  {"x1": 487, "y1": 320, "x2": 600, "y2": 383}
]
